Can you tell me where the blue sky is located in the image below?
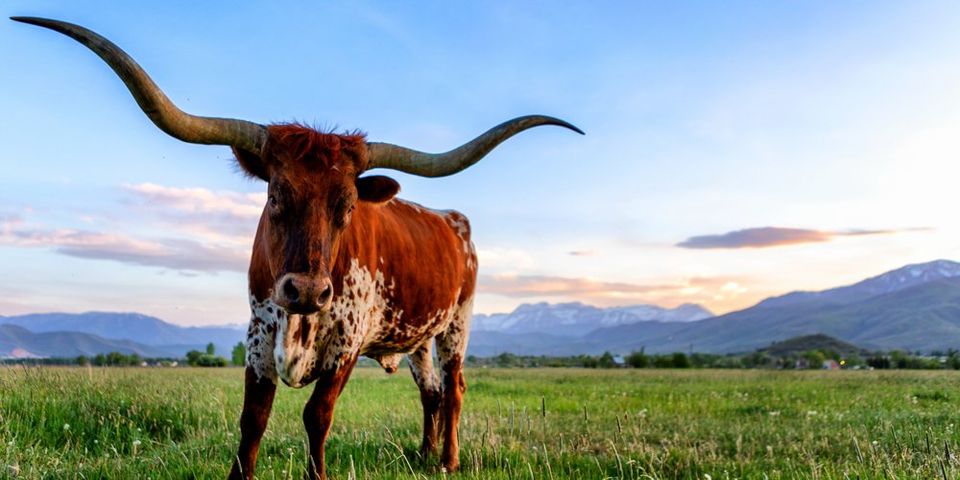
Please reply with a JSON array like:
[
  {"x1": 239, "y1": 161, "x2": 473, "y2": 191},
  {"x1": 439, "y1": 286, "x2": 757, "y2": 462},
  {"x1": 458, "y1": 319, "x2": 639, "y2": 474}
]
[{"x1": 2, "y1": 2, "x2": 960, "y2": 325}]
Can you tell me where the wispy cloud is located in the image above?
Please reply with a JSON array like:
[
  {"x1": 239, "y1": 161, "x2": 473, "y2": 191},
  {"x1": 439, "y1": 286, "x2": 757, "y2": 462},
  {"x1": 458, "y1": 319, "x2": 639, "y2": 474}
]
[
  {"x1": 676, "y1": 226, "x2": 931, "y2": 249},
  {"x1": 0, "y1": 186, "x2": 258, "y2": 273},
  {"x1": 122, "y1": 183, "x2": 264, "y2": 242},
  {"x1": 0, "y1": 221, "x2": 247, "y2": 272},
  {"x1": 123, "y1": 183, "x2": 264, "y2": 220}
]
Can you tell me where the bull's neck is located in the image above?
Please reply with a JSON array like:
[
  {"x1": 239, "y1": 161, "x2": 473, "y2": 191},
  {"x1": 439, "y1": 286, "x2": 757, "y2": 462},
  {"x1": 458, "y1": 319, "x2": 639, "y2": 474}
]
[{"x1": 330, "y1": 202, "x2": 380, "y2": 281}]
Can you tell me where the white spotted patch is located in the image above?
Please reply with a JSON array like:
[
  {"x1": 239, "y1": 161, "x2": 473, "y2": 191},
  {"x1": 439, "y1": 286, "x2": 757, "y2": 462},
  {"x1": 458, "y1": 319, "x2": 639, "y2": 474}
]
[
  {"x1": 408, "y1": 342, "x2": 439, "y2": 394},
  {"x1": 248, "y1": 253, "x2": 474, "y2": 389},
  {"x1": 247, "y1": 294, "x2": 281, "y2": 383},
  {"x1": 437, "y1": 294, "x2": 474, "y2": 388}
]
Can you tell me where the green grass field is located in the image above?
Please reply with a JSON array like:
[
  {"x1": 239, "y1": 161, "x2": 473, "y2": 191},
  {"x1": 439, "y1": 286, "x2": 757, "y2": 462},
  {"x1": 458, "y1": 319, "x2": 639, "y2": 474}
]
[{"x1": 1, "y1": 367, "x2": 958, "y2": 479}]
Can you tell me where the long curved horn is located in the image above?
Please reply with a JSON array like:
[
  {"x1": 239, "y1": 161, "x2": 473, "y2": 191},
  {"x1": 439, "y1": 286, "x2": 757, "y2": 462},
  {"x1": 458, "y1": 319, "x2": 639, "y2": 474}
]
[
  {"x1": 11, "y1": 16, "x2": 266, "y2": 155},
  {"x1": 367, "y1": 115, "x2": 584, "y2": 177}
]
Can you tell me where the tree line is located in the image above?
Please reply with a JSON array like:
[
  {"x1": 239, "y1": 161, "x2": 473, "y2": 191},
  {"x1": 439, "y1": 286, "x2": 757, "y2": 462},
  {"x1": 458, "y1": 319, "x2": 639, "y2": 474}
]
[
  {"x1": 466, "y1": 348, "x2": 960, "y2": 370},
  {"x1": 5, "y1": 343, "x2": 960, "y2": 370}
]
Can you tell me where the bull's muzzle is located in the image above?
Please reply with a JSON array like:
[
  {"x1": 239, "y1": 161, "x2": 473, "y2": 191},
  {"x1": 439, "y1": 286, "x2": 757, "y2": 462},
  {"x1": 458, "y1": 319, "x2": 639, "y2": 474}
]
[{"x1": 274, "y1": 273, "x2": 333, "y2": 315}]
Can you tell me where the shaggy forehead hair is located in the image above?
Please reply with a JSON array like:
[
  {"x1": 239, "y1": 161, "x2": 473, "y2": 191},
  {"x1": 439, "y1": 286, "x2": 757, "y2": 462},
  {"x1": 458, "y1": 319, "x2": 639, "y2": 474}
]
[{"x1": 264, "y1": 124, "x2": 369, "y2": 171}]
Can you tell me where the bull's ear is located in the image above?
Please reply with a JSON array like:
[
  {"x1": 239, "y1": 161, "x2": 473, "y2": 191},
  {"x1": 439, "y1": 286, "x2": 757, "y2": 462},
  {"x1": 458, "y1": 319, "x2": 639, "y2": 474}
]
[
  {"x1": 232, "y1": 147, "x2": 270, "y2": 181},
  {"x1": 356, "y1": 175, "x2": 400, "y2": 203}
]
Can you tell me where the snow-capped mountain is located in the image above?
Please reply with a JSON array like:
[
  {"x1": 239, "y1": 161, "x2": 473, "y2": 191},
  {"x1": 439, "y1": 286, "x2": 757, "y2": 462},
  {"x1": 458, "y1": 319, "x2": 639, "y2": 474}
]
[
  {"x1": 470, "y1": 259, "x2": 960, "y2": 356},
  {"x1": 471, "y1": 302, "x2": 713, "y2": 337},
  {"x1": 756, "y1": 259, "x2": 960, "y2": 310}
]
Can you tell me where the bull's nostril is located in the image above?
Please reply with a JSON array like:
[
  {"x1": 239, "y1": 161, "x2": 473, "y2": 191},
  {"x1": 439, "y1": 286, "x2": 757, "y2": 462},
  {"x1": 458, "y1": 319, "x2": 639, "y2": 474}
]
[
  {"x1": 317, "y1": 283, "x2": 333, "y2": 306},
  {"x1": 282, "y1": 278, "x2": 299, "y2": 303}
]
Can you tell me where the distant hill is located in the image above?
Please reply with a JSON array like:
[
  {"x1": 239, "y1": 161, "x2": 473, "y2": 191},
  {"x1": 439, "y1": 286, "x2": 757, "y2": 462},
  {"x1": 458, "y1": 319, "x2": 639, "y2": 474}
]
[
  {"x1": 469, "y1": 260, "x2": 960, "y2": 356},
  {"x1": 0, "y1": 324, "x2": 172, "y2": 358},
  {"x1": 0, "y1": 312, "x2": 244, "y2": 358},
  {"x1": 761, "y1": 334, "x2": 869, "y2": 358},
  {"x1": 639, "y1": 264, "x2": 960, "y2": 354}
]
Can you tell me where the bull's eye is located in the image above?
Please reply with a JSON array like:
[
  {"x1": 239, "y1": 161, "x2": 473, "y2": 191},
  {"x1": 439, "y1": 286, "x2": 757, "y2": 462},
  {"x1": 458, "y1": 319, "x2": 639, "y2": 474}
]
[
  {"x1": 344, "y1": 204, "x2": 355, "y2": 224},
  {"x1": 268, "y1": 194, "x2": 279, "y2": 213}
]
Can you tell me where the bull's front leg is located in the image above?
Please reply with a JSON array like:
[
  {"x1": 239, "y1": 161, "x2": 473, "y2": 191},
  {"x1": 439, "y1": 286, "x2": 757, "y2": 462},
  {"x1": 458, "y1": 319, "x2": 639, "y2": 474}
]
[
  {"x1": 228, "y1": 367, "x2": 277, "y2": 480},
  {"x1": 304, "y1": 354, "x2": 359, "y2": 480}
]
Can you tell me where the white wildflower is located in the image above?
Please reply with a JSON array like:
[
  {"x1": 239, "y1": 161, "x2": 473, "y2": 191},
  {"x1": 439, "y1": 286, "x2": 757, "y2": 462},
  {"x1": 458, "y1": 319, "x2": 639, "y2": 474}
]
[
  {"x1": 63, "y1": 423, "x2": 71, "y2": 431},
  {"x1": 768, "y1": 411, "x2": 780, "y2": 416}
]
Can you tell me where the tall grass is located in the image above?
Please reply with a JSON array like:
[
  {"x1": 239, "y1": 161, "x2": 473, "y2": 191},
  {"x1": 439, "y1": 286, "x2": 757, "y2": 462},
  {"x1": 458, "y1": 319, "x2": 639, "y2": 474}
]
[{"x1": 1, "y1": 367, "x2": 959, "y2": 478}]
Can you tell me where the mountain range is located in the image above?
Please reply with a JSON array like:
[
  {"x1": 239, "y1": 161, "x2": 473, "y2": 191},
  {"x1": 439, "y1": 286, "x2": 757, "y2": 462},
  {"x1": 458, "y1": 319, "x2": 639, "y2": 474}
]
[
  {"x1": 469, "y1": 259, "x2": 960, "y2": 356},
  {"x1": 0, "y1": 312, "x2": 244, "y2": 359},
  {"x1": 3, "y1": 260, "x2": 960, "y2": 358}
]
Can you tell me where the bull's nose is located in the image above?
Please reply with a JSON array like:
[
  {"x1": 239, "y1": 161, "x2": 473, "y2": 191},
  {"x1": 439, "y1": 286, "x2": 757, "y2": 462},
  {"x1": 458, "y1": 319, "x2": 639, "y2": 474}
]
[{"x1": 277, "y1": 274, "x2": 333, "y2": 314}]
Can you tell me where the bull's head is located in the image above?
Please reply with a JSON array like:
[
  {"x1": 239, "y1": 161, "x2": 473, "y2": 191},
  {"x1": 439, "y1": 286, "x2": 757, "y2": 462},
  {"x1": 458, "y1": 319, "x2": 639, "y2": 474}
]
[{"x1": 13, "y1": 17, "x2": 582, "y2": 384}]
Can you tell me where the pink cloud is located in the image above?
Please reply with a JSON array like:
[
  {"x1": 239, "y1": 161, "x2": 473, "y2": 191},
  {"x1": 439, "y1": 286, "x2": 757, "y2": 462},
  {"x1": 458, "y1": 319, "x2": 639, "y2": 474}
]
[
  {"x1": 677, "y1": 226, "x2": 931, "y2": 249},
  {"x1": 0, "y1": 220, "x2": 247, "y2": 273},
  {"x1": 123, "y1": 183, "x2": 264, "y2": 220},
  {"x1": 122, "y1": 183, "x2": 264, "y2": 242}
]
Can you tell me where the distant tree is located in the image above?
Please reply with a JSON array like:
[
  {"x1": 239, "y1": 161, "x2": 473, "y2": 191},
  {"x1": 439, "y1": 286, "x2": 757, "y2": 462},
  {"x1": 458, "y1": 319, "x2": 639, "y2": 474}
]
[
  {"x1": 948, "y1": 352, "x2": 960, "y2": 370},
  {"x1": 742, "y1": 351, "x2": 771, "y2": 368},
  {"x1": 625, "y1": 349, "x2": 649, "y2": 368},
  {"x1": 93, "y1": 353, "x2": 106, "y2": 366},
  {"x1": 803, "y1": 350, "x2": 826, "y2": 369},
  {"x1": 231, "y1": 342, "x2": 246, "y2": 367},
  {"x1": 867, "y1": 355, "x2": 890, "y2": 369},
  {"x1": 582, "y1": 355, "x2": 599, "y2": 368},
  {"x1": 206, "y1": 343, "x2": 216, "y2": 355},
  {"x1": 495, "y1": 352, "x2": 517, "y2": 368},
  {"x1": 598, "y1": 351, "x2": 617, "y2": 369},
  {"x1": 129, "y1": 353, "x2": 142, "y2": 366},
  {"x1": 76, "y1": 355, "x2": 89, "y2": 366},
  {"x1": 671, "y1": 352, "x2": 690, "y2": 369},
  {"x1": 106, "y1": 351, "x2": 126, "y2": 366},
  {"x1": 186, "y1": 350, "x2": 204, "y2": 366}
]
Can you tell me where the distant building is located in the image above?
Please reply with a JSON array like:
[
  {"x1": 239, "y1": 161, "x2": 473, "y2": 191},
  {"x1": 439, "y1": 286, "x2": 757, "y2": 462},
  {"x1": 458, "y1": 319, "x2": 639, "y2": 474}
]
[{"x1": 822, "y1": 360, "x2": 840, "y2": 370}]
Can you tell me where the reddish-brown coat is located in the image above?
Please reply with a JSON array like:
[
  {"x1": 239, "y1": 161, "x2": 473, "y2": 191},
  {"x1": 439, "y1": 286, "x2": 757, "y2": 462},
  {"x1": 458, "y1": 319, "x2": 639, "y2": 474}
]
[{"x1": 230, "y1": 125, "x2": 476, "y2": 479}]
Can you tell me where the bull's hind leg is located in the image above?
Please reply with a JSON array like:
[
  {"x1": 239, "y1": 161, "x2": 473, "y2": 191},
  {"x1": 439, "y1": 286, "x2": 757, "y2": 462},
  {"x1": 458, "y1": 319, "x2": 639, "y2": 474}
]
[
  {"x1": 408, "y1": 341, "x2": 442, "y2": 458},
  {"x1": 436, "y1": 301, "x2": 472, "y2": 472}
]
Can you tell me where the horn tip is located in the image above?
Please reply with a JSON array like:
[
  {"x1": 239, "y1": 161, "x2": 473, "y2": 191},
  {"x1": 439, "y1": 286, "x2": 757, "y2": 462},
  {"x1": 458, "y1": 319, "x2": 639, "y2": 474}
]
[
  {"x1": 10, "y1": 16, "x2": 51, "y2": 27},
  {"x1": 551, "y1": 118, "x2": 585, "y2": 136}
]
